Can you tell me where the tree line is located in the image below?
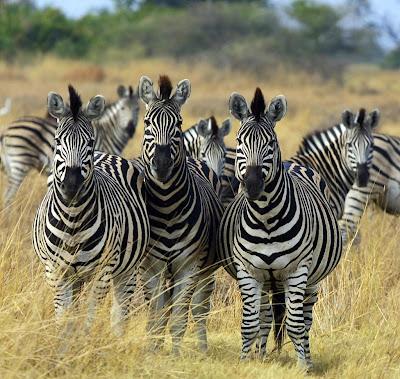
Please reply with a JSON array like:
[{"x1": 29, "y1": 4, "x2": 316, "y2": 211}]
[{"x1": 1, "y1": 0, "x2": 398, "y2": 77}]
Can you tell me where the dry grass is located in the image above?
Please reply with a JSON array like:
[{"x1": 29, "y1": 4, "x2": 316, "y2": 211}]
[{"x1": 0, "y1": 56, "x2": 400, "y2": 378}]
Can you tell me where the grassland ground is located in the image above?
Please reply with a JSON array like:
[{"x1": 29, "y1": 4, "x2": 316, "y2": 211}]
[{"x1": 0, "y1": 57, "x2": 399, "y2": 378}]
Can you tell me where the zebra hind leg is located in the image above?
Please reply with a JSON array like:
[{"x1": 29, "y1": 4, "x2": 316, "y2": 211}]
[
  {"x1": 303, "y1": 284, "x2": 319, "y2": 370},
  {"x1": 191, "y1": 270, "x2": 215, "y2": 353}
]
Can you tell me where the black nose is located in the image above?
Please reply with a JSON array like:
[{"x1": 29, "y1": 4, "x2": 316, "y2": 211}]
[
  {"x1": 152, "y1": 144, "x2": 173, "y2": 181},
  {"x1": 243, "y1": 165, "x2": 264, "y2": 200},
  {"x1": 356, "y1": 163, "x2": 369, "y2": 187},
  {"x1": 60, "y1": 167, "x2": 85, "y2": 201}
]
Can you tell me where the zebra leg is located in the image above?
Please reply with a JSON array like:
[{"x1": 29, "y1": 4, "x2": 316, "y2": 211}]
[
  {"x1": 111, "y1": 269, "x2": 137, "y2": 338},
  {"x1": 142, "y1": 267, "x2": 170, "y2": 351},
  {"x1": 255, "y1": 287, "x2": 272, "y2": 359},
  {"x1": 85, "y1": 276, "x2": 111, "y2": 332},
  {"x1": 169, "y1": 274, "x2": 197, "y2": 356},
  {"x1": 303, "y1": 284, "x2": 318, "y2": 369},
  {"x1": 283, "y1": 266, "x2": 308, "y2": 368},
  {"x1": 3, "y1": 168, "x2": 29, "y2": 209},
  {"x1": 237, "y1": 269, "x2": 262, "y2": 361},
  {"x1": 191, "y1": 270, "x2": 215, "y2": 353}
]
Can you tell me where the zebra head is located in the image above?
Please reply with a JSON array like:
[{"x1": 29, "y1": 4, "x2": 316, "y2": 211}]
[
  {"x1": 47, "y1": 85, "x2": 105, "y2": 203},
  {"x1": 139, "y1": 75, "x2": 190, "y2": 182},
  {"x1": 196, "y1": 116, "x2": 232, "y2": 177},
  {"x1": 230, "y1": 88, "x2": 287, "y2": 200},
  {"x1": 116, "y1": 85, "x2": 140, "y2": 137},
  {"x1": 342, "y1": 108, "x2": 380, "y2": 187}
]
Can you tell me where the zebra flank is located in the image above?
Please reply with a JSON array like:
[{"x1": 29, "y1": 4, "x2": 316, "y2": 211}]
[
  {"x1": 342, "y1": 131, "x2": 400, "y2": 243},
  {"x1": 138, "y1": 75, "x2": 224, "y2": 355},
  {"x1": 218, "y1": 87, "x2": 342, "y2": 369},
  {"x1": 288, "y1": 108, "x2": 379, "y2": 243},
  {"x1": 0, "y1": 84, "x2": 140, "y2": 209},
  {"x1": 32, "y1": 85, "x2": 150, "y2": 338}
]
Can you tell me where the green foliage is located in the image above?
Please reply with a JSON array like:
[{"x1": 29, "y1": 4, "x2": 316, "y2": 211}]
[
  {"x1": 381, "y1": 47, "x2": 400, "y2": 69},
  {"x1": 0, "y1": 0, "x2": 385, "y2": 78}
]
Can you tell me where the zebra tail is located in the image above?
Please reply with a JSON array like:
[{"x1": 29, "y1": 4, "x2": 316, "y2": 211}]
[{"x1": 271, "y1": 284, "x2": 286, "y2": 352}]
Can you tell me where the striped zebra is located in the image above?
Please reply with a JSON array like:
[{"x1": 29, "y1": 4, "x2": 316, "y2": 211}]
[
  {"x1": 0, "y1": 84, "x2": 139, "y2": 208},
  {"x1": 183, "y1": 116, "x2": 232, "y2": 177},
  {"x1": 32, "y1": 85, "x2": 149, "y2": 337},
  {"x1": 217, "y1": 88, "x2": 342, "y2": 369},
  {"x1": 138, "y1": 75, "x2": 224, "y2": 354},
  {"x1": 341, "y1": 132, "x2": 400, "y2": 243},
  {"x1": 288, "y1": 108, "x2": 379, "y2": 243}
]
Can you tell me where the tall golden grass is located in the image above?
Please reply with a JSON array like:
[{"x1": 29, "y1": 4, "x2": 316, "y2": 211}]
[{"x1": 0, "y1": 56, "x2": 399, "y2": 377}]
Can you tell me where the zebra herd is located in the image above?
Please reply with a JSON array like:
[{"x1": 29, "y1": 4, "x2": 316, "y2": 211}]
[{"x1": 1, "y1": 75, "x2": 400, "y2": 370}]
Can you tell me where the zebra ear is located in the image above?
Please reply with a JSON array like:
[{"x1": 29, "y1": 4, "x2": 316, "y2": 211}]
[
  {"x1": 47, "y1": 92, "x2": 68, "y2": 120},
  {"x1": 342, "y1": 110, "x2": 354, "y2": 129},
  {"x1": 139, "y1": 76, "x2": 157, "y2": 106},
  {"x1": 196, "y1": 118, "x2": 212, "y2": 137},
  {"x1": 117, "y1": 85, "x2": 126, "y2": 98},
  {"x1": 267, "y1": 95, "x2": 287, "y2": 123},
  {"x1": 229, "y1": 93, "x2": 249, "y2": 121},
  {"x1": 172, "y1": 79, "x2": 191, "y2": 106},
  {"x1": 368, "y1": 109, "x2": 380, "y2": 129},
  {"x1": 218, "y1": 118, "x2": 232, "y2": 138},
  {"x1": 84, "y1": 95, "x2": 105, "y2": 121}
]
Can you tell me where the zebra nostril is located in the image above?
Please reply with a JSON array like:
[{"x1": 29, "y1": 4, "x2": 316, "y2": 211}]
[{"x1": 60, "y1": 183, "x2": 65, "y2": 191}]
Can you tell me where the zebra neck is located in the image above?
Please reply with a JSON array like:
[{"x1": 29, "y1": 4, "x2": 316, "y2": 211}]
[{"x1": 247, "y1": 165, "x2": 294, "y2": 218}]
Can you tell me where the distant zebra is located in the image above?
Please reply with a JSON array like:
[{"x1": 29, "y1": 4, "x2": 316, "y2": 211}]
[
  {"x1": 138, "y1": 75, "x2": 224, "y2": 354},
  {"x1": 341, "y1": 132, "x2": 400, "y2": 243},
  {"x1": 0, "y1": 85, "x2": 139, "y2": 208},
  {"x1": 183, "y1": 116, "x2": 232, "y2": 177},
  {"x1": 32, "y1": 85, "x2": 149, "y2": 337},
  {"x1": 288, "y1": 108, "x2": 379, "y2": 243},
  {"x1": 218, "y1": 88, "x2": 342, "y2": 369}
]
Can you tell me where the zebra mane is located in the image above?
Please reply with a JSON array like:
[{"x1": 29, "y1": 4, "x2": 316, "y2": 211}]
[
  {"x1": 158, "y1": 75, "x2": 173, "y2": 100},
  {"x1": 251, "y1": 88, "x2": 266, "y2": 122},
  {"x1": 298, "y1": 124, "x2": 343, "y2": 154},
  {"x1": 355, "y1": 108, "x2": 366, "y2": 127},
  {"x1": 68, "y1": 84, "x2": 82, "y2": 121},
  {"x1": 209, "y1": 116, "x2": 219, "y2": 137}
]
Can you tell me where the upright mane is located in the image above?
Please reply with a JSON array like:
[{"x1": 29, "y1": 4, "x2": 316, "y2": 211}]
[
  {"x1": 251, "y1": 87, "x2": 266, "y2": 122},
  {"x1": 158, "y1": 75, "x2": 173, "y2": 100},
  {"x1": 68, "y1": 84, "x2": 82, "y2": 122},
  {"x1": 355, "y1": 108, "x2": 366, "y2": 127},
  {"x1": 209, "y1": 116, "x2": 219, "y2": 137}
]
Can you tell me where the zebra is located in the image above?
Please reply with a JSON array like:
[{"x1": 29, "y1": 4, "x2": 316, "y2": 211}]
[
  {"x1": 138, "y1": 75, "x2": 224, "y2": 355},
  {"x1": 32, "y1": 85, "x2": 149, "y2": 338},
  {"x1": 287, "y1": 108, "x2": 379, "y2": 243},
  {"x1": 183, "y1": 115, "x2": 232, "y2": 177},
  {"x1": 341, "y1": 132, "x2": 400, "y2": 243},
  {"x1": 217, "y1": 88, "x2": 342, "y2": 369},
  {"x1": 0, "y1": 84, "x2": 139, "y2": 208}
]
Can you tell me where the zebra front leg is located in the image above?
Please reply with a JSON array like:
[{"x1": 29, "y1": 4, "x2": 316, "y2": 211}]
[
  {"x1": 191, "y1": 271, "x2": 215, "y2": 353},
  {"x1": 303, "y1": 284, "x2": 319, "y2": 369},
  {"x1": 111, "y1": 269, "x2": 137, "y2": 338},
  {"x1": 142, "y1": 267, "x2": 170, "y2": 351},
  {"x1": 237, "y1": 269, "x2": 262, "y2": 361},
  {"x1": 255, "y1": 288, "x2": 272, "y2": 359},
  {"x1": 169, "y1": 275, "x2": 197, "y2": 356},
  {"x1": 284, "y1": 266, "x2": 308, "y2": 369}
]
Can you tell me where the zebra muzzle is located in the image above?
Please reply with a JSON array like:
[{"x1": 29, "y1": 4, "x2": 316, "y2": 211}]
[
  {"x1": 60, "y1": 167, "x2": 85, "y2": 202},
  {"x1": 151, "y1": 144, "x2": 173, "y2": 181},
  {"x1": 243, "y1": 165, "x2": 265, "y2": 200},
  {"x1": 355, "y1": 163, "x2": 369, "y2": 187}
]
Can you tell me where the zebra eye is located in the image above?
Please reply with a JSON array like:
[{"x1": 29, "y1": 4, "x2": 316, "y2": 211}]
[
  {"x1": 54, "y1": 137, "x2": 61, "y2": 145},
  {"x1": 236, "y1": 137, "x2": 242, "y2": 145}
]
